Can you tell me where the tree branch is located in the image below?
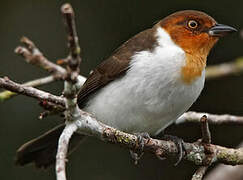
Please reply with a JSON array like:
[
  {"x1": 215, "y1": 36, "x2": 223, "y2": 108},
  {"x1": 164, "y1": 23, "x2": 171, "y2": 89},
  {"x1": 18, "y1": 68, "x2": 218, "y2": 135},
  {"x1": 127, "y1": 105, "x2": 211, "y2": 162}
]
[
  {"x1": 61, "y1": 3, "x2": 81, "y2": 82},
  {"x1": 176, "y1": 111, "x2": 243, "y2": 125},
  {"x1": 200, "y1": 115, "x2": 211, "y2": 144},
  {"x1": 0, "y1": 75, "x2": 55, "y2": 102},
  {"x1": 0, "y1": 77, "x2": 65, "y2": 106},
  {"x1": 191, "y1": 116, "x2": 212, "y2": 180},
  {"x1": 205, "y1": 142, "x2": 243, "y2": 180},
  {"x1": 15, "y1": 37, "x2": 67, "y2": 78},
  {"x1": 56, "y1": 3, "x2": 82, "y2": 180},
  {"x1": 71, "y1": 110, "x2": 243, "y2": 167},
  {"x1": 56, "y1": 122, "x2": 78, "y2": 180},
  {"x1": 206, "y1": 57, "x2": 243, "y2": 80},
  {"x1": 0, "y1": 33, "x2": 86, "y2": 103}
]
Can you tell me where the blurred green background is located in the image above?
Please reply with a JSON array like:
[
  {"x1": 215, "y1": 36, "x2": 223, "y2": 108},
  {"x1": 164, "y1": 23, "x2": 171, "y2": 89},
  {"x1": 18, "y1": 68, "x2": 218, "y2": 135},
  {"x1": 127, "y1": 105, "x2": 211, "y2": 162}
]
[{"x1": 0, "y1": 0, "x2": 242, "y2": 179}]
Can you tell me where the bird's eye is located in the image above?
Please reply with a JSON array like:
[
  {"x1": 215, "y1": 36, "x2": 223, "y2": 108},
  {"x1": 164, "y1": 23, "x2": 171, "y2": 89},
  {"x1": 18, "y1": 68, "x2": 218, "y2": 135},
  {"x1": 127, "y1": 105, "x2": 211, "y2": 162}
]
[{"x1": 187, "y1": 20, "x2": 198, "y2": 29}]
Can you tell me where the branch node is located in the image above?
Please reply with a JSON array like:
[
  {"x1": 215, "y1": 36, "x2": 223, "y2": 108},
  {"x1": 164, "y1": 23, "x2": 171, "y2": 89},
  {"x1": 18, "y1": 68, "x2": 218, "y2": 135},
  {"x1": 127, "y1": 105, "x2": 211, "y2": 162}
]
[{"x1": 200, "y1": 115, "x2": 211, "y2": 144}]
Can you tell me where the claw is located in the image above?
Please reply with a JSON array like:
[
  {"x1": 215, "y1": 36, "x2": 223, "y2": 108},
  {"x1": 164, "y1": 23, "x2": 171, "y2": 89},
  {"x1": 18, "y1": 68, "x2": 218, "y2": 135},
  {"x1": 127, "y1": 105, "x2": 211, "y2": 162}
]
[
  {"x1": 129, "y1": 132, "x2": 150, "y2": 165},
  {"x1": 161, "y1": 135, "x2": 186, "y2": 166},
  {"x1": 129, "y1": 150, "x2": 144, "y2": 165}
]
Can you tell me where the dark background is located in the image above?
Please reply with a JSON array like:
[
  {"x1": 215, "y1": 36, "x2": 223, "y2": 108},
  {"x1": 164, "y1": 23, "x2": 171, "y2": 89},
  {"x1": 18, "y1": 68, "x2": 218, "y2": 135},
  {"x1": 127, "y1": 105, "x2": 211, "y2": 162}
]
[{"x1": 0, "y1": 0, "x2": 242, "y2": 179}]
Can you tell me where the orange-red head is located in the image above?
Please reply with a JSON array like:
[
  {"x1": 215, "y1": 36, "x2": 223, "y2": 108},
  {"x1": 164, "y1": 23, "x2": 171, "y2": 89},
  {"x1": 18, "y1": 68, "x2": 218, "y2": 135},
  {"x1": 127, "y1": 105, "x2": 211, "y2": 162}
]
[
  {"x1": 158, "y1": 10, "x2": 236, "y2": 83},
  {"x1": 159, "y1": 10, "x2": 236, "y2": 56}
]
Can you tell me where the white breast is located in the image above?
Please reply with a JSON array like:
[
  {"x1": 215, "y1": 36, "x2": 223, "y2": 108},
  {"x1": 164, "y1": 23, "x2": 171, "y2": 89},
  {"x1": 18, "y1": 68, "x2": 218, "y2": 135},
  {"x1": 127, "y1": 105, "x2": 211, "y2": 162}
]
[{"x1": 84, "y1": 27, "x2": 205, "y2": 135}]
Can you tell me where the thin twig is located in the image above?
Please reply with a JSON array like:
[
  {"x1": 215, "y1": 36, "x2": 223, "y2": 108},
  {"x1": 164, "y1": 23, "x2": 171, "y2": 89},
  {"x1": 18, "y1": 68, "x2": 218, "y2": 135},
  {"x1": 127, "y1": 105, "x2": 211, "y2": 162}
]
[
  {"x1": 0, "y1": 77, "x2": 65, "y2": 106},
  {"x1": 61, "y1": 3, "x2": 81, "y2": 82},
  {"x1": 56, "y1": 122, "x2": 78, "y2": 180},
  {"x1": 39, "y1": 111, "x2": 51, "y2": 120},
  {"x1": 206, "y1": 57, "x2": 243, "y2": 80},
  {"x1": 176, "y1": 111, "x2": 243, "y2": 125},
  {"x1": 15, "y1": 37, "x2": 67, "y2": 78},
  {"x1": 56, "y1": 3, "x2": 82, "y2": 180},
  {"x1": 191, "y1": 116, "x2": 212, "y2": 180},
  {"x1": 1, "y1": 35, "x2": 81, "y2": 104},
  {"x1": 200, "y1": 115, "x2": 211, "y2": 144},
  {"x1": 38, "y1": 100, "x2": 65, "y2": 119},
  {"x1": 0, "y1": 76, "x2": 55, "y2": 102},
  {"x1": 0, "y1": 75, "x2": 86, "y2": 103}
]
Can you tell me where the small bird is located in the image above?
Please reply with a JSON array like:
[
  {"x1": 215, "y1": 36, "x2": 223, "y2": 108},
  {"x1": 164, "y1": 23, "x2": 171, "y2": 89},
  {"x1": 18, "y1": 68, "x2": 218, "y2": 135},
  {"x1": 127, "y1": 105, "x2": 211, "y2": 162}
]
[{"x1": 16, "y1": 10, "x2": 236, "y2": 168}]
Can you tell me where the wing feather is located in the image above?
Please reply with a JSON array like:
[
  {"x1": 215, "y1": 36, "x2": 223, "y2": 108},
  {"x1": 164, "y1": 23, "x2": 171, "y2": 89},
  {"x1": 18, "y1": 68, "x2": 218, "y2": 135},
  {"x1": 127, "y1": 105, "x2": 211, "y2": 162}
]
[{"x1": 77, "y1": 27, "x2": 157, "y2": 108}]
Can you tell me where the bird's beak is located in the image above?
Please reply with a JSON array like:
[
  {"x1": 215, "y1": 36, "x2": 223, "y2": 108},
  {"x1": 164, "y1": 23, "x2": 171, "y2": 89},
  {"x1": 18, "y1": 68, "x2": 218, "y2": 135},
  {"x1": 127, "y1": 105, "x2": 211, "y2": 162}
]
[{"x1": 208, "y1": 24, "x2": 237, "y2": 37}]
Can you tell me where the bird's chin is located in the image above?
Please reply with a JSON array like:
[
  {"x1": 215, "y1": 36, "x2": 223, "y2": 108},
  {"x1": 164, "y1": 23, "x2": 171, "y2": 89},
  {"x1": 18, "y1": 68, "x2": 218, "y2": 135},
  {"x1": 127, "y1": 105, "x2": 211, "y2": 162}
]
[{"x1": 208, "y1": 24, "x2": 237, "y2": 37}]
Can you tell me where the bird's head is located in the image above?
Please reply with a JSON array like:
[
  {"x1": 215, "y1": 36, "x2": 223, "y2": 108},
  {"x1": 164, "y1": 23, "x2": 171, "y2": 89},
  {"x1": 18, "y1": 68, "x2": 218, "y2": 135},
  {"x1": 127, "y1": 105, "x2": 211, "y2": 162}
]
[
  {"x1": 159, "y1": 10, "x2": 237, "y2": 57},
  {"x1": 156, "y1": 10, "x2": 237, "y2": 84}
]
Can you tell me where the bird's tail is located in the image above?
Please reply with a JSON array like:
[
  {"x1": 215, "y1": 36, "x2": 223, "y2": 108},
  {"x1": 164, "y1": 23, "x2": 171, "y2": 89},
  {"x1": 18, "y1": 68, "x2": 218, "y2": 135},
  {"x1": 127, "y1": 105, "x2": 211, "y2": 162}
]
[{"x1": 15, "y1": 123, "x2": 85, "y2": 169}]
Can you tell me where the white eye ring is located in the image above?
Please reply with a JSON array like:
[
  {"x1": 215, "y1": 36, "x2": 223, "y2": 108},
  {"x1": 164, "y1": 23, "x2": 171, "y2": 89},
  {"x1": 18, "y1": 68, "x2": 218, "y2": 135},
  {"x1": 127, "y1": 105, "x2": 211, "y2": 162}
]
[{"x1": 188, "y1": 20, "x2": 198, "y2": 29}]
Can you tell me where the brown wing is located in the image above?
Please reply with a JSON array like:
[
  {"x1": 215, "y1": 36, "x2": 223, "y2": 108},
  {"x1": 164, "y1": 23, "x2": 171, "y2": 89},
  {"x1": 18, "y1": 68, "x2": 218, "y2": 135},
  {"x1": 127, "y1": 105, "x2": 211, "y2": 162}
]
[{"x1": 77, "y1": 27, "x2": 157, "y2": 108}]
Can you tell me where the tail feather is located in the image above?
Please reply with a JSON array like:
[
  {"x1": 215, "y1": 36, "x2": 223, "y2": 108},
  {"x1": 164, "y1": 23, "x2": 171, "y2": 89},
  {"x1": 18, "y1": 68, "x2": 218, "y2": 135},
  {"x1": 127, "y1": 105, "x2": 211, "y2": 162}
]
[{"x1": 16, "y1": 124, "x2": 85, "y2": 169}]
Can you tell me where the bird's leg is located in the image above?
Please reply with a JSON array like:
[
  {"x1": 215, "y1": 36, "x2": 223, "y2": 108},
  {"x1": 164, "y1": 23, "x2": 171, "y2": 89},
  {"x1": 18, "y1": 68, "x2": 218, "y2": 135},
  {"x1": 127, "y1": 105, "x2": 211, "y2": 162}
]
[
  {"x1": 160, "y1": 133, "x2": 186, "y2": 166},
  {"x1": 129, "y1": 132, "x2": 150, "y2": 165}
]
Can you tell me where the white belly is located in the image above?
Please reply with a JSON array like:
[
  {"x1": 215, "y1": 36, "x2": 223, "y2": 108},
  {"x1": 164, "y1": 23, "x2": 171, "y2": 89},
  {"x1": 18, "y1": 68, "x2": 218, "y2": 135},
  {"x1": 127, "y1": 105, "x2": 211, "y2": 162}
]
[{"x1": 84, "y1": 27, "x2": 205, "y2": 135}]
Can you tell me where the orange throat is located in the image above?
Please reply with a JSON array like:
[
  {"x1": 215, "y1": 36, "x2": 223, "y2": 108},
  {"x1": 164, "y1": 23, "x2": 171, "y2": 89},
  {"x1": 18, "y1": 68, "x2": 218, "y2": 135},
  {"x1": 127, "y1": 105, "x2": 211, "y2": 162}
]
[{"x1": 181, "y1": 53, "x2": 207, "y2": 84}]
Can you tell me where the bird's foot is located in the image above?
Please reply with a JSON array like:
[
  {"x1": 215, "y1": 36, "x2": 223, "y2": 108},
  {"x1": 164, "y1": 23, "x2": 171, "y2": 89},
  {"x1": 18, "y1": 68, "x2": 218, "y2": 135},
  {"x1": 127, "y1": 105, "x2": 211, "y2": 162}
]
[
  {"x1": 160, "y1": 134, "x2": 186, "y2": 166},
  {"x1": 129, "y1": 132, "x2": 150, "y2": 165}
]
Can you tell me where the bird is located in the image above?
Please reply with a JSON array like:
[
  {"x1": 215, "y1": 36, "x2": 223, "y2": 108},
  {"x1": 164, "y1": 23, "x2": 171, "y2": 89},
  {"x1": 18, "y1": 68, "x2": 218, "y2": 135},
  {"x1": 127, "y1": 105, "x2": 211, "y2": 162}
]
[{"x1": 15, "y1": 10, "x2": 237, "y2": 168}]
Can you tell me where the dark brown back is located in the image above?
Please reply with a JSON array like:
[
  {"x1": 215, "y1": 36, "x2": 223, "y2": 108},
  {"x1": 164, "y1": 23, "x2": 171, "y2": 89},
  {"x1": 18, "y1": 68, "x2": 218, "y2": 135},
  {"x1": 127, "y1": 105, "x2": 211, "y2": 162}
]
[{"x1": 77, "y1": 27, "x2": 157, "y2": 108}]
